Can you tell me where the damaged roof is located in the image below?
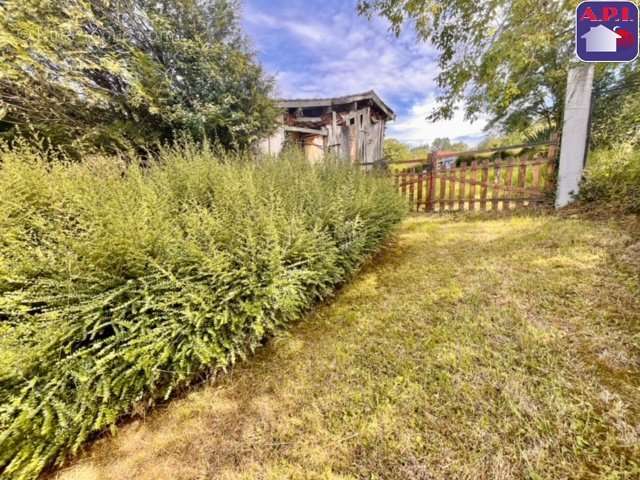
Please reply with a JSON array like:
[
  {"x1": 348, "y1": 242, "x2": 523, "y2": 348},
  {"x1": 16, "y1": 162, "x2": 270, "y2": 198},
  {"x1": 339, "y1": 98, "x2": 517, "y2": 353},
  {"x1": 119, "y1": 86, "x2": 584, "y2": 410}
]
[{"x1": 277, "y1": 90, "x2": 395, "y2": 121}]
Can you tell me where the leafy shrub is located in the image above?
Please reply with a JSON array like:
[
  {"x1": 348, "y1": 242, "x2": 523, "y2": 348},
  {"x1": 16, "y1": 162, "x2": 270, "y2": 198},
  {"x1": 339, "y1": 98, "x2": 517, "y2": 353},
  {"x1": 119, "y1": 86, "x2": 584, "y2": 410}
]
[
  {"x1": 580, "y1": 144, "x2": 640, "y2": 213},
  {"x1": 0, "y1": 143, "x2": 406, "y2": 479},
  {"x1": 0, "y1": 0, "x2": 277, "y2": 154}
]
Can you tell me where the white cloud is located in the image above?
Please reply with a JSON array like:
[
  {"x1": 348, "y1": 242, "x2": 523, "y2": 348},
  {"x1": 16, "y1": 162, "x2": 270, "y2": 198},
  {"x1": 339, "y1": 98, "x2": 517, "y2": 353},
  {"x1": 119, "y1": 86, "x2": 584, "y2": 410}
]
[
  {"x1": 243, "y1": 1, "x2": 485, "y2": 147},
  {"x1": 387, "y1": 97, "x2": 487, "y2": 147},
  {"x1": 244, "y1": 5, "x2": 438, "y2": 99},
  {"x1": 244, "y1": 10, "x2": 332, "y2": 46},
  {"x1": 243, "y1": 6, "x2": 334, "y2": 46}
]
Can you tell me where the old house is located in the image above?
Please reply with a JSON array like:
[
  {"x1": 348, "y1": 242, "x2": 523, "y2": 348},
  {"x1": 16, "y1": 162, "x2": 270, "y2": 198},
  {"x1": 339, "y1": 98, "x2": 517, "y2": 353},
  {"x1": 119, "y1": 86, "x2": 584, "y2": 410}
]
[{"x1": 259, "y1": 90, "x2": 395, "y2": 164}]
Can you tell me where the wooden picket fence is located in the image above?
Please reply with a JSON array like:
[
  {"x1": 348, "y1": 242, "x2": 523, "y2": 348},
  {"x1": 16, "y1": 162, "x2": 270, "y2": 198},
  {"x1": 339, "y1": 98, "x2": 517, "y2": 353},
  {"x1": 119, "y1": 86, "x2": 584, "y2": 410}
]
[{"x1": 385, "y1": 140, "x2": 559, "y2": 213}]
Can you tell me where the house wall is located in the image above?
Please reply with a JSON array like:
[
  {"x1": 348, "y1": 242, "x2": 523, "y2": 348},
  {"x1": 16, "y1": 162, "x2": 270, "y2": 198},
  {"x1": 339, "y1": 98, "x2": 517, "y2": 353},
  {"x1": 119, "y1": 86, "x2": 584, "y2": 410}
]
[
  {"x1": 257, "y1": 122, "x2": 286, "y2": 157},
  {"x1": 371, "y1": 118, "x2": 386, "y2": 163},
  {"x1": 337, "y1": 125, "x2": 350, "y2": 161},
  {"x1": 327, "y1": 107, "x2": 385, "y2": 165},
  {"x1": 258, "y1": 105, "x2": 388, "y2": 165},
  {"x1": 304, "y1": 135, "x2": 325, "y2": 164}
]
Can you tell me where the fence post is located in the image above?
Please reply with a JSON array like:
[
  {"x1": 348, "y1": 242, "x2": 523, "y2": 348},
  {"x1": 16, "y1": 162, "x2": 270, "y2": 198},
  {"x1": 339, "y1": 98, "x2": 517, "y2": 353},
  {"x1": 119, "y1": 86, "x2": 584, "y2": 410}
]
[
  {"x1": 458, "y1": 162, "x2": 467, "y2": 211},
  {"x1": 480, "y1": 160, "x2": 489, "y2": 211},
  {"x1": 504, "y1": 158, "x2": 514, "y2": 211},
  {"x1": 428, "y1": 154, "x2": 436, "y2": 211},
  {"x1": 469, "y1": 160, "x2": 478, "y2": 212},
  {"x1": 448, "y1": 166, "x2": 456, "y2": 209},
  {"x1": 492, "y1": 160, "x2": 501, "y2": 211},
  {"x1": 409, "y1": 173, "x2": 415, "y2": 207},
  {"x1": 517, "y1": 156, "x2": 527, "y2": 208},
  {"x1": 401, "y1": 172, "x2": 407, "y2": 199},
  {"x1": 416, "y1": 173, "x2": 424, "y2": 212}
]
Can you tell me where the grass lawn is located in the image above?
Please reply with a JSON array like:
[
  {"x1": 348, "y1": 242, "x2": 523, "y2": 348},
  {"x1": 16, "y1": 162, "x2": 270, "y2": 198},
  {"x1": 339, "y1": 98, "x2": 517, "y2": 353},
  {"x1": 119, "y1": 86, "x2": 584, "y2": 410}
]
[{"x1": 55, "y1": 214, "x2": 640, "y2": 480}]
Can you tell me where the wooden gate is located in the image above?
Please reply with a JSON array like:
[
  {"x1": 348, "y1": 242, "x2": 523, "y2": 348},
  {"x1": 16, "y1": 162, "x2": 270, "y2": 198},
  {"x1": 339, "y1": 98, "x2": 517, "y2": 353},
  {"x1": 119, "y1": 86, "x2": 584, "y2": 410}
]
[{"x1": 389, "y1": 140, "x2": 559, "y2": 213}]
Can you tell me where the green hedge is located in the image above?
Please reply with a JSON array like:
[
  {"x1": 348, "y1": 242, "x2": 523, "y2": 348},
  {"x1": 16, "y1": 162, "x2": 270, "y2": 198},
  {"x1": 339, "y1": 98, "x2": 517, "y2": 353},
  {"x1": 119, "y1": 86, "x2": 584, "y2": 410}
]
[
  {"x1": 0, "y1": 143, "x2": 406, "y2": 479},
  {"x1": 580, "y1": 145, "x2": 640, "y2": 213}
]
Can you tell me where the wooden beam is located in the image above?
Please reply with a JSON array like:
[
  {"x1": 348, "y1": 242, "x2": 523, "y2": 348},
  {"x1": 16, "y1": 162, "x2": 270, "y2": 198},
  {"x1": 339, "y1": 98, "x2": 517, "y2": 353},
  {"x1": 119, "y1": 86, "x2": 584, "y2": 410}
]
[
  {"x1": 284, "y1": 126, "x2": 327, "y2": 136},
  {"x1": 277, "y1": 90, "x2": 395, "y2": 121},
  {"x1": 294, "y1": 117, "x2": 324, "y2": 123}
]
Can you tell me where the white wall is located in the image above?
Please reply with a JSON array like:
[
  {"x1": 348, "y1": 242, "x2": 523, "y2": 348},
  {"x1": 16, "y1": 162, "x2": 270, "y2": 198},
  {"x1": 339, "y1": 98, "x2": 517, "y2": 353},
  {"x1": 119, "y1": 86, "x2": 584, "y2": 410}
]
[{"x1": 257, "y1": 127, "x2": 286, "y2": 157}]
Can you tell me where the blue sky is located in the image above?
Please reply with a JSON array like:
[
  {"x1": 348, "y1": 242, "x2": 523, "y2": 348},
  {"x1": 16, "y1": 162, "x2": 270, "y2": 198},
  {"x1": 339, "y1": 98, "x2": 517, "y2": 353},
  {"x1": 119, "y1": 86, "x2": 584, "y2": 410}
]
[{"x1": 241, "y1": 0, "x2": 487, "y2": 147}]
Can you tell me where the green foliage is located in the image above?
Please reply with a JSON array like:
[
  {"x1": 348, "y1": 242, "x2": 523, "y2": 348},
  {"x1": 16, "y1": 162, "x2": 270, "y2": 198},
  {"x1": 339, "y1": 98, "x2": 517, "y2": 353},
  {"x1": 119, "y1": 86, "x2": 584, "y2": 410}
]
[
  {"x1": 591, "y1": 63, "x2": 640, "y2": 149},
  {"x1": 358, "y1": 0, "x2": 637, "y2": 142},
  {"x1": 521, "y1": 122, "x2": 557, "y2": 145},
  {"x1": 580, "y1": 144, "x2": 640, "y2": 213},
  {"x1": 53, "y1": 215, "x2": 640, "y2": 479},
  {"x1": 0, "y1": 0, "x2": 277, "y2": 154},
  {"x1": 358, "y1": 0, "x2": 575, "y2": 131},
  {"x1": 383, "y1": 138, "x2": 412, "y2": 161},
  {"x1": 430, "y1": 137, "x2": 468, "y2": 152},
  {"x1": 384, "y1": 137, "x2": 470, "y2": 164},
  {"x1": 476, "y1": 136, "x2": 512, "y2": 150},
  {"x1": 0, "y1": 142, "x2": 406, "y2": 480},
  {"x1": 410, "y1": 145, "x2": 430, "y2": 159},
  {"x1": 383, "y1": 139, "x2": 437, "y2": 163},
  {"x1": 477, "y1": 123, "x2": 556, "y2": 150}
]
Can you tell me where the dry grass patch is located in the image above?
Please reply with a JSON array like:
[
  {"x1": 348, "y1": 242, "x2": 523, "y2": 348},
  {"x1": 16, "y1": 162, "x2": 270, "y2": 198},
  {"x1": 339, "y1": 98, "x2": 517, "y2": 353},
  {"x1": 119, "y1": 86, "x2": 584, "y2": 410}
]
[{"x1": 54, "y1": 214, "x2": 640, "y2": 480}]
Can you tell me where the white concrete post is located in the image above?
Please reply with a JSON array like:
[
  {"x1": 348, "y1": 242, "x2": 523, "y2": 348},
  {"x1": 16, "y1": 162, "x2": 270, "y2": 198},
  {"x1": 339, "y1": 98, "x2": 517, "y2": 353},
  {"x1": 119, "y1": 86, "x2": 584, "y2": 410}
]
[{"x1": 555, "y1": 64, "x2": 595, "y2": 209}]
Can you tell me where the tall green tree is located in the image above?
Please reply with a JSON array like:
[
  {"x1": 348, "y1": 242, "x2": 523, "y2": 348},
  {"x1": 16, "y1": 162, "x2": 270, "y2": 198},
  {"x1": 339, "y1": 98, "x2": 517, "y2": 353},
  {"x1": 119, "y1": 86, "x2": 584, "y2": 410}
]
[
  {"x1": 0, "y1": 0, "x2": 277, "y2": 153},
  {"x1": 383, "y1": 138, "x2": 412, "y2": 161},
  {"x1": 357, "y1": 0, "x2": 581, "y2": 133},
  {"x1": 430, "y1": 137, "x2": 468, "y2": 152},
  {"x1": 410, "y1": 144, "x2": 430, "y2": 159},
  {"x1": 591, "y1": 62, "x2": 640, "y2": 147}
]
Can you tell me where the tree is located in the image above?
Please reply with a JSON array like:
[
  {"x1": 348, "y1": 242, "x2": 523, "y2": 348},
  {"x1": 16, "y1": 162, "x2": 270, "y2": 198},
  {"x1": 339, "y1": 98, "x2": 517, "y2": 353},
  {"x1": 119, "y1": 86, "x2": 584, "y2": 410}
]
[
  {"x1": 383, "y1": 138, "x2": 412, "y2": 161},
  {"x1": 0, "y1": 0, "x2": 277, "y2": 154},
  {"x1": 591, "y1": 62, "x2": 640, "y2": 148},
  {"x1": 430, "y1": 137, "x2": 468, "y2": 152},
  {"x1": 410, "y1": 144, "x2": 430, "y2": 159},
  {"x1": 357, "y1": 0, "x2": 579, "y2": 134}
]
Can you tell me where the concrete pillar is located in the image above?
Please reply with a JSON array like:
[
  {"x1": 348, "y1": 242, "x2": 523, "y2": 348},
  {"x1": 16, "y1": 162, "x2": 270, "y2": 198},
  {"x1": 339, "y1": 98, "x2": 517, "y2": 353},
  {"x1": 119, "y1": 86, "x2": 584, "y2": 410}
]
[{"x1": 555, "y1": 64, "x2": 595, "y2": 209}]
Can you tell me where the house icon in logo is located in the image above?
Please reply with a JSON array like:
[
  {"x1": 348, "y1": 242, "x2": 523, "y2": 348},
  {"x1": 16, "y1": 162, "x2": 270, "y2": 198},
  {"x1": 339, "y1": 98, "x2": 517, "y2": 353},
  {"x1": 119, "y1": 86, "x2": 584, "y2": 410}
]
[
  {"x1": 576, "y1": 1, "x2": 639, "y2": 62},
  {"x1": 581, "y1": 24, "x2": 622, "y2": 52}
]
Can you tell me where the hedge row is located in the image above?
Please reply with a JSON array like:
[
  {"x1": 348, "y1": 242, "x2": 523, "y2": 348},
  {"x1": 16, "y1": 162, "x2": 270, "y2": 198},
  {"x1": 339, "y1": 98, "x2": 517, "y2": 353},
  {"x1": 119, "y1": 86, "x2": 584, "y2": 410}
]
[
  {"x1": 0, "y1": 143, "x2": 406, "y2": 479},
  {"x1": 580, "y1": 145, "x2": 640, "y2": 213}
]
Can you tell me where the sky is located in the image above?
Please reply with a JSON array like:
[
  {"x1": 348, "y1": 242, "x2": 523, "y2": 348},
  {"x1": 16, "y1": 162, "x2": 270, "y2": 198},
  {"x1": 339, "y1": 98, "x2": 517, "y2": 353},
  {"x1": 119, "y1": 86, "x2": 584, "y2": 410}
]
[{"x1": 241, "y1": 0, "x2": 487, "y2": 147}]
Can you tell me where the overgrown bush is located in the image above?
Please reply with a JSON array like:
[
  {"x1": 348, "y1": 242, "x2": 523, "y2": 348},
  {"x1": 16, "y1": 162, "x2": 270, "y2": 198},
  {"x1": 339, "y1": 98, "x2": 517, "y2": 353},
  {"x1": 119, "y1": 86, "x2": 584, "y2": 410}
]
[
  {"x1": 580, "y1": 144, "x2": 640, "y2": 213},
  {"x1": 0, "y1": 143, "x2": 406, "y2": 480},
  {"x1": 0, "y1": 0, "x2": 277, "y2": 154}
]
